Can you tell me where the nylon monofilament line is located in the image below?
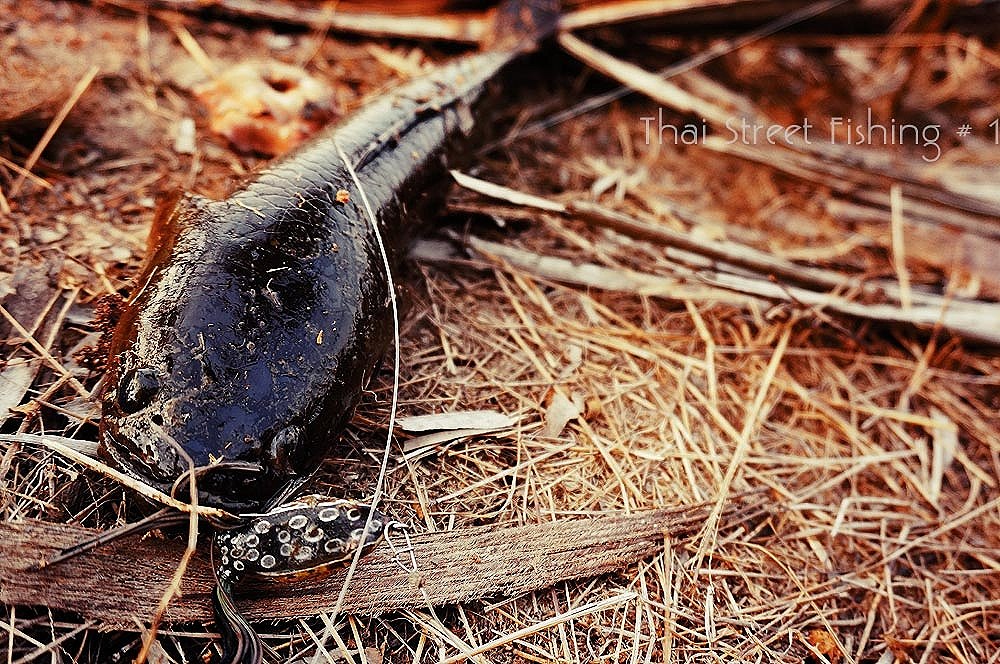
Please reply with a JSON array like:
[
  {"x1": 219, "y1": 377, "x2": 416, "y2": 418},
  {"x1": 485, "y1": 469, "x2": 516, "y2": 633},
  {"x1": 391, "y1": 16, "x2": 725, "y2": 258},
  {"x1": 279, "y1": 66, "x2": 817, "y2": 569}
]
[{"x1": 328, "y1": 141, "x2": 402, "y2": 624}]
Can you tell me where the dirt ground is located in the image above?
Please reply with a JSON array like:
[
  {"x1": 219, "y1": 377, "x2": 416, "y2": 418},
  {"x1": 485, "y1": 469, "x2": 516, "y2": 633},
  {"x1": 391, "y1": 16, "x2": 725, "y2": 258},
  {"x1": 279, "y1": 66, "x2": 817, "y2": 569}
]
[{"x1": 1, "y1": 1, "x2": 999, "y2": 662}]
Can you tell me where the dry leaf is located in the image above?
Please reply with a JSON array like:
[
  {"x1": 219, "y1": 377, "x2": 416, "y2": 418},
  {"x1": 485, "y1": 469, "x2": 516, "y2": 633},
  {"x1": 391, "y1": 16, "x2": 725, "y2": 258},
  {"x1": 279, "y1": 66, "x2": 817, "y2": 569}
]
[
  {"x1": 541, "y1": 390, "x2": 583, "y2": 438},
  {"x1": 807, "y1": 629, "x2": 843, "y2": 663}
]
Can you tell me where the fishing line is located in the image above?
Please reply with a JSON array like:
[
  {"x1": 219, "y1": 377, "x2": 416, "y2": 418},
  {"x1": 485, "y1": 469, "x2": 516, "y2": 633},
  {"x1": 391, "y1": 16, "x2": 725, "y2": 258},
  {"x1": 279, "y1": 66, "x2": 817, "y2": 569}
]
[
  {"x1": 136, "y1": 425, "x2": 200, "y2": 664},
  {"x1": 329, "y1": 141, "x2": 401, "y2": 625}
]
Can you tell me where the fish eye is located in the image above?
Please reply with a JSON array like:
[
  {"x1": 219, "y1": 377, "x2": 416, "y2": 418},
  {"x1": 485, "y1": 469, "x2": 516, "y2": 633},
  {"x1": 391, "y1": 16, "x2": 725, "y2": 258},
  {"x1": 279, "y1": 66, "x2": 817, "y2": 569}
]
[{"x1": 118, "y1": 367, "x2": 161, "y2": 414}]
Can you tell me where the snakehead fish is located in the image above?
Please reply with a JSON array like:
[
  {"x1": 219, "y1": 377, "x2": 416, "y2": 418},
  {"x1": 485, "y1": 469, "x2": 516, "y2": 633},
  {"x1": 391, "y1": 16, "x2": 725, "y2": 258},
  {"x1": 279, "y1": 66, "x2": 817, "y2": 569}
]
[{"x1": 91, "y1": 1, "x2": 559, "y2": 661}]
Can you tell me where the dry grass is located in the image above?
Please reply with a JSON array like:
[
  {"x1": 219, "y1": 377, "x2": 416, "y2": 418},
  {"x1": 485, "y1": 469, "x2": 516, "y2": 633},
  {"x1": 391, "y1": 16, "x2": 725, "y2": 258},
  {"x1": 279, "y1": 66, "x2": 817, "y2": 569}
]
[{"x1": 2, "y1": 1, "x2": 999, "y2": 662}]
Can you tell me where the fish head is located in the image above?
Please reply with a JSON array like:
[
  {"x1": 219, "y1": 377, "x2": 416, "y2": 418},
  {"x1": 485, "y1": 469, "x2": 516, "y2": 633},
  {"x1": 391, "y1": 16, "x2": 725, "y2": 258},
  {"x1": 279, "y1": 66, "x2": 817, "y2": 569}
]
[
  {"x1": 99, "y1": 320, "x2": 281, "y2": 511},
  {"x1": 98, "y1": 195, "x2": 290, "y2": 511}
]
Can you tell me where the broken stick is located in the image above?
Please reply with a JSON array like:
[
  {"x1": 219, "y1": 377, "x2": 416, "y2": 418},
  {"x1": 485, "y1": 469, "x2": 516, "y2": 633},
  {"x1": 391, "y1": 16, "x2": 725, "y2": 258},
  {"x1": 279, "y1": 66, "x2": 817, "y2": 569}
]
[{"x1": 0, "y1": 499, "x2": 766, "y2": 628}]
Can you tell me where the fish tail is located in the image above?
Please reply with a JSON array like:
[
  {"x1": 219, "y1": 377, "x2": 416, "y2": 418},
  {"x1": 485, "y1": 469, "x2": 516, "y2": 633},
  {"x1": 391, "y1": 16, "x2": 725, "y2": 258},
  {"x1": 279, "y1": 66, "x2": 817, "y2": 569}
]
[{"x1": 485, "y1": 0, "x2": 561, "y2": 52}]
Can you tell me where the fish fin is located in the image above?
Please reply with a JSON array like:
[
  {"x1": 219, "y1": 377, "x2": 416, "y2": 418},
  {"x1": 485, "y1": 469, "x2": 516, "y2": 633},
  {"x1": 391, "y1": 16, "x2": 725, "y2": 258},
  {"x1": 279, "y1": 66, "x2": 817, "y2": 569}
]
[
  {"x1": 484, "y1": 0, "x2": 560, "y2": 52},
  {"x1": 143, "y1": 191, "x2": 212, "y2": 271},
  {"x1": 146, "y1": 189, "x2": 185, "y2": 255}
]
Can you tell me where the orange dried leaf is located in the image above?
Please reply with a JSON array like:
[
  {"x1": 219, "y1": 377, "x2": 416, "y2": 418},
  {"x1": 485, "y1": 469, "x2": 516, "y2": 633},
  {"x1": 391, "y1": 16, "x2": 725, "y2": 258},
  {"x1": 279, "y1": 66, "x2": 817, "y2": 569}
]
[
  {"x1": 807, "y1": 629, "x2": 843, "y2": 663},
  {"x1": 195, "y1": 61, "x2": 337, "y2": 156}
]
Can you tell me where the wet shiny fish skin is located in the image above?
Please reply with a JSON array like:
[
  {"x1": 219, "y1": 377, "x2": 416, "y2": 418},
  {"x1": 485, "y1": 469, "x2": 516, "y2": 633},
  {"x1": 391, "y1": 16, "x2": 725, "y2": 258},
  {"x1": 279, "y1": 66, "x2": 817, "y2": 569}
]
[{"x1": 99, "y1": 47, "x2": 528, "y2": 512}]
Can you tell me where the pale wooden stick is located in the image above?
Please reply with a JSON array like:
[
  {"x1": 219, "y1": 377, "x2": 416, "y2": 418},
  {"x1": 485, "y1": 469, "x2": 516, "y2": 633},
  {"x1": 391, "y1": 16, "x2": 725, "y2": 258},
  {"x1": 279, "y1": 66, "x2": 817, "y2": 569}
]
[
  {"x1": 412, "y1": 235, "x2": 761, "y2": 307},
  {"x1": 557, "y1": 31, "x2": 731, "y2": 125},
  {"x1": 890, "y1": 185, "x2": 912, "y2": 311},
  {"x1": 429, "y1": 233, "x2": 1000, "y2": 345},
  {"x1": 449, "y1": 170, "x2": 995, "y2": 314}
]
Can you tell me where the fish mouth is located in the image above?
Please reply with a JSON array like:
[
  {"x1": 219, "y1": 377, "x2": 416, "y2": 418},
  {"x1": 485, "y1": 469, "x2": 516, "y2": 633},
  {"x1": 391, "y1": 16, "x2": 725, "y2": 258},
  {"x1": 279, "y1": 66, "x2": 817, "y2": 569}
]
[
  {"x1": 99, "y1": 427, "x2": 177, "y2": 490},
  {"x1": 99, "y1": 426, "x2": 271, "y2": 513}
]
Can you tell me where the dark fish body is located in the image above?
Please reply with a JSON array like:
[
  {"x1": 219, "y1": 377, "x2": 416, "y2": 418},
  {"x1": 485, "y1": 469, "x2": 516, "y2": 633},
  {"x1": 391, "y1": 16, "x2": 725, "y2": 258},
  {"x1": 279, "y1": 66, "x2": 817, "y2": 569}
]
[
  {"x1": 90, "y1": 5, "x2": 560, "y2": 662},
  {"x1": 100, "y1": 39, "x2": 548, "y2": 511}
]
